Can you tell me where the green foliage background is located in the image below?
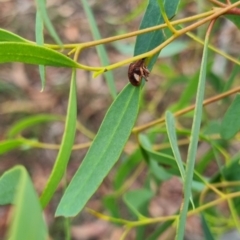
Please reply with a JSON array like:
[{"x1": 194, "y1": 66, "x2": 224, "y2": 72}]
[{"x1": 0, "y1": 0, "x2": 240, "y2": 240}]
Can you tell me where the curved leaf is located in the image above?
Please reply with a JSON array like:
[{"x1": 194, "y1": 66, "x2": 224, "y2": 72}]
[
  {"x1": 176, "y1": 21, "x2": 210, "y2": 240},
  {"x1": 40, "y1": 70, "x2": 77, "y2": 208},
  {"x1": 165, "y1": 111, "x2": 185, "y2": 179},
  {"x1": 81, "y1": 0, "x2": 117, "y2": 98},
  {"x1": 7, "y1": 114, "x2": 62, "y2": 138},
  {"x1": 35, "y1": 0, "x2": 62, "y2": 45},
  {"x1": 0, "y1": 139, "x2": 27, "y2": 155},
  {"x1": 35, "y1": 10, "x2": 46, "y2": 90}
]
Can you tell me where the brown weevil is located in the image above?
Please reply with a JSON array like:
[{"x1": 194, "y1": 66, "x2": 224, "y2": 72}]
[{"x1": 128, "y1": 58, "x2": 150, "y2": 86}]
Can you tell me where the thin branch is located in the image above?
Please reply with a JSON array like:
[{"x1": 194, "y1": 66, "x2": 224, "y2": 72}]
[{"x1": 133, "y1": 86, "x2": 240, "y2": 133}]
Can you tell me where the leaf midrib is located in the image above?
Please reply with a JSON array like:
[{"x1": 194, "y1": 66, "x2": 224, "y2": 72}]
[{"x1": 70, "y1": 86, "x2": 137, "y2": 201}]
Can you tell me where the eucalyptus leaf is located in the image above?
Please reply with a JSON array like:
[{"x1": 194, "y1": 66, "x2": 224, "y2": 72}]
[
  {"x1": 56, "y1": 83, "x2": 141, "y2": 217},
  {"x1": 40, "y1": 70, "x2": 77, "y2": 208},
  {"x1": 0, "y1": 42, "x2": 79, "y2": 68},
  {"x1": 35, "y1": 0, "x2": 62, "y2": 45},
  {"x1": 134, "y1": 0, "x2": 180, "y2": 70},
  {"x1": 81, "y1": 0, "x2": 117, "y2": 98},
  {"x1": 165, "y1": 111, "x2": 185, "y2": 179}
]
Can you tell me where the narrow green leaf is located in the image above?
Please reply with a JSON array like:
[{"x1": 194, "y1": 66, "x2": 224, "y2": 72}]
[
  {"x1": 56, "y1": 83, "x2": 141, "y2": 217},
  {"x1": 7, "y1": 114, "x2": 61, "y2": 138},
  {"x1": 222, "y1": 156, "x2": 240, "y2": 214},
  {"x1": 146, "y1": 220, "x2": 174, "y2": 240},
  {"x1": 0, "y1": 139, "x2": 27, "y2": 155},
  {"x1": 147, "y1": 150, "x2": 179, "y2": 175},
  {"x1": 123, "y1": 189, "x2": 154, "y2": 218},
  {"x1": 0, "y1": 28, "x2": 30, "y2": 43},
  {"x1": 201, "y1": 214, "x2": 215, "y2": 240},
  {"x1": 81, "y1": 0, "x2": 117, "y2": 99},
  {"x1": 138, "y1": 133, "x2": 175, "y2": 179},
  {"x1": 208, "y1": 71, "x2": 224, "y2": 92},
  {"x1": 219, "y1": 0, "x2": 240, "y2": 29},
  {"x1": 171, "y1": 72, "x2": 199, "y2": 111},
  {"x1": 176, "y1": 24, "x2": 210, "y2": 240},
  {"x1": 40, "y1": 70, "x2": 77, "y2": 208},
  {"x1": 39, "y1": 66, "x2": 46, "y2": 91},
  {"x1": 0, "y1": 42, "x2": 79, "y2": 68},
  {"x1": 165, "y1": 111, "x2": 185, "y2": 179},
  {"x1": 134, "y1": 0, "x2": 180, "y2": 70},
  {"x1": 35, "y1": 10, "x2": 46, "y2": 90},
  {"x1": 220, "y1": 94, "x2": 240, "y2": 139},
  {"x1": 223, "y1": 155, "x2": 240, "y2": 182},
  {"x1": 34, "y1": 0, "x2": 62, "y2": 45},
  {"x1": 223, "y1": 57, "x2": 240, "y2": 91},
  {"x1": 166, "y1": 111, "x2": 196, "y2": 208},
  {"x1": 149, "y1": 160, "x2": 172, "y2": 181},
  {"x1": 0, "y1": 166, "x2": 47, "y2": 240},
  {"x1": 195, "y1": 149, "x2": 215, "y2": 174},
  {"x1": 35, "y1": 11, "x2": 44, "y2": 46},
  {"x1": 103, "y1": 195, "x2": 120, "y2": 218},
  {"x1": 139, "y1": 134, "x2": 177, "y2": 170},
  {"x1": 113, "y1": 149, "x2": 142, "y2": 190}
]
